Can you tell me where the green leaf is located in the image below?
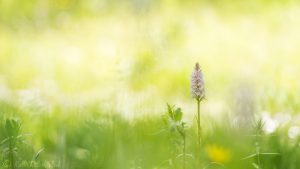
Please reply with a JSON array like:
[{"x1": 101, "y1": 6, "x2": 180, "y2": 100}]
[
  {"x1": 5, "y1": 119, "x2": 21, "y2": 137},
  {"x1": 166, "y1": 103, "x2": 174, "y2": 119},
  {"x1": 174, "y1": 108, "x2": 182, "y2": 121},
  {"x1": 260, "y1": 152, "x2": 280, "y2": 155},
  {"x1": 0, "y1": 138, "x2": 9, "y2": 145},
  {"x1": 252, "y1": 163, "x2": 260, "y2": 169},
  {"x1": 241, "y1": 153, "x2": 257, "y2": 160},
  {"x1": 34, "y1": 148, "x2": 44, "y2": 160}
]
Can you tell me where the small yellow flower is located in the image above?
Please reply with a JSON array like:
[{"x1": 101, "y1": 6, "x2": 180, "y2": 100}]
[{"x1": 207, "y1": 144, "x2": 231, "y2": 163}]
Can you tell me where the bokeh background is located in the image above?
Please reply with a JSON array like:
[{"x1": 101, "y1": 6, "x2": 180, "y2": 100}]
[
  {"x1": 1, "y1": 0, "x2": 300, "y2": 116},
  {"x1": 0, "y1": 0, "x2": 300, "y2": 169}
]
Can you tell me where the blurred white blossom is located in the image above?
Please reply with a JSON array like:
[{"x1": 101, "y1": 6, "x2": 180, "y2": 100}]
[
  {"x1": 261, "y1": 112, "x2": 277, "y2": 133},
  {"x1": 288, "y1": 126, "x2": 300, "y2": 139}
]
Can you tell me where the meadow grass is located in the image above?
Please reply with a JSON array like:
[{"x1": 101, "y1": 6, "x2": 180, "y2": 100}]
[{"x1": 0, "y1": 99, "x2": 299, "y2": 169}]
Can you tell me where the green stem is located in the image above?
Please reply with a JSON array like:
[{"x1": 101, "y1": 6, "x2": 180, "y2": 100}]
[
  {"x1": 183, "y1": 135, "x2": 186, "y2": 169},
  {"x1": 256, "y1": 142, "x2": 261, "y2": 169},
  {"x1": 176, "y1": 126, "x2": 186, "y2": 169},
  {"x1": 258, "y1": 153, "x2": 261, "y2": 169},
  {"x1": 9, "y1": 137, "x2": 15, "y2": 169},
  {"x1": 197, "y1": 99, "x2": 201, "y2": 148}
]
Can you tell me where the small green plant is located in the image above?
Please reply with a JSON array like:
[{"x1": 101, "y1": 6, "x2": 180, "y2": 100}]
[
  {"x1": 242, "y1": 119, "x2": 279, "y2": 169},
  {"x1": 0, "y1": 119, "x2": 27, "y2": 169},
  {"x1": 164, "y1": 104, "x2": 187, "y2": 169}
]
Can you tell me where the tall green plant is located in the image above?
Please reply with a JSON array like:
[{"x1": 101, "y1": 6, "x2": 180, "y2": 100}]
[{"x1": 191, "y1": 63, "x2": 205, "y2": 148}]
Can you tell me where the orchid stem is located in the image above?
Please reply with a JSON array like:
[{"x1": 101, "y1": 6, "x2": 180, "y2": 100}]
[{"x1": 197, "y1": 98, "x2": 201, "y2": 149}]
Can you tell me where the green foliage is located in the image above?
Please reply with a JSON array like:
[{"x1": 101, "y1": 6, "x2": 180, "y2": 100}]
[
  {"x1": 164, "y1": 104, "x2": 187, "y2": 169},
  {"x1": 164, "y1": 104, "x2": 186, "y2": 137},
  {"x1": 1, "y1": 119, "x2": 23, "y2": 169},
  {"x1": 0, "y1": 105, "x2": 298, "y2": 169},
  {"x1": 242, "y1": 119, "x2": 280, "y2": 169}
]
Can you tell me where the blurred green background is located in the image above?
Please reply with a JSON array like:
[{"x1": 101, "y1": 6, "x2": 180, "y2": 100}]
[
  {"x1": 0, "y1": 0, "x2": 300, "y2": 169},
  {"x1": 1, "y1": 0, "x2": 300, "y2": 116}
]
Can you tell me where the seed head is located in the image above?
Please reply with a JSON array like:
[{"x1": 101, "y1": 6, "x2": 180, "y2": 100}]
[{"x1": 191, "y1": 62, "x2": 205, "y2": 100}]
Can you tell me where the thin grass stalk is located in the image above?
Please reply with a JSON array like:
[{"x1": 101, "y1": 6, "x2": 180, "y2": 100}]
[
  {"x1": 176, "y1": 125, "x2": 186, "y2": 169},
  {"x1": 256, "y1": 141, "x2": 261, "y2": 169},
  {"x1": 183, "y1": 135, "x2": 186, "y2": 169},
  {"x1": 9, "y1": 136, "x2": 15, "y2": 169}
]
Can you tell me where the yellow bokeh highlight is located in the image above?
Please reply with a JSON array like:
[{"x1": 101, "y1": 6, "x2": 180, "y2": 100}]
[{"x1": 207, "y1": 144, "x2": 231, "y2": 163}]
